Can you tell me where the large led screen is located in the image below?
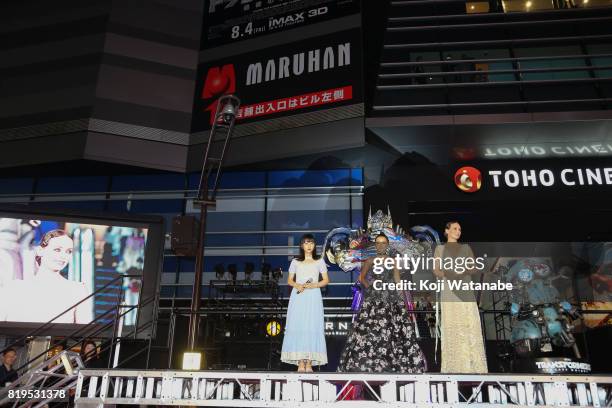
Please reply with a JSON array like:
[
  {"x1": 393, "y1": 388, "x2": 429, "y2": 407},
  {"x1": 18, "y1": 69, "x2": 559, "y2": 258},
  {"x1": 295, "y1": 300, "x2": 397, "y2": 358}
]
[{"x1": 0, "y1": 207, "x2": 163, "y2": 337}]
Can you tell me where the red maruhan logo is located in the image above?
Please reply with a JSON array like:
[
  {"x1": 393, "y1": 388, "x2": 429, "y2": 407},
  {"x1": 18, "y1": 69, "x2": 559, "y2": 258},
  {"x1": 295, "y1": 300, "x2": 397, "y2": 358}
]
[
  {"x1": 454, "y1": 166, "x2": 482, "y2": 192},
  {"x1": 201, "y1": 64, "x2": 236, "y2": 123}
]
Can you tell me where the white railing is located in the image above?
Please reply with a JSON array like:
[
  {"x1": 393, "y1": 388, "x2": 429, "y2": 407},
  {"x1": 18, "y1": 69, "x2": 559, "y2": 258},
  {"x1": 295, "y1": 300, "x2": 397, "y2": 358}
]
[{"x1": 75, "y1": 370, "x2": 612, "y2": 407}]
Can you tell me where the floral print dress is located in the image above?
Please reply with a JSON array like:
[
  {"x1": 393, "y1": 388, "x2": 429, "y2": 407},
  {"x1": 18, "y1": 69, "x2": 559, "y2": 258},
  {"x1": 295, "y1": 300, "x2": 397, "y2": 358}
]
[{"x1": 338, "y1": 259, "x2": 426, "y2": 373}]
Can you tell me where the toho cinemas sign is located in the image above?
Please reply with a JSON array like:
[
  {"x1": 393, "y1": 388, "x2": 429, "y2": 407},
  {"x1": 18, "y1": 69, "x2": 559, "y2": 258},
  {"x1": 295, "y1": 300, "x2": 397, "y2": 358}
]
[
  {"x1": 192, "y1": 29, "x2": 362, "y2": 132},
  {"x1": 453, "y1": 161, "x2": 612, "y2": 198}
]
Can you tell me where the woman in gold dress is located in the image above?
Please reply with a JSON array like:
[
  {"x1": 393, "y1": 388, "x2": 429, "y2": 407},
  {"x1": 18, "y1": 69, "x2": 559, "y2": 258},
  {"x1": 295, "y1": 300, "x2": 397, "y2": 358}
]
[{"x1": 433, "y1": 221, "x2": 488, "y2": 373}]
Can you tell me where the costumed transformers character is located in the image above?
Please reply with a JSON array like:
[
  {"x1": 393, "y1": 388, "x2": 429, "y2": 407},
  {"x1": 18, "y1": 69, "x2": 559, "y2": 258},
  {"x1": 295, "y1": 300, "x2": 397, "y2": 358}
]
[
  {"x1": 323, "y1": 207, "x2": 440, "y2": 322},
  {"x1": 506, "y1": 259, "x2": 582, "y2": 358}
]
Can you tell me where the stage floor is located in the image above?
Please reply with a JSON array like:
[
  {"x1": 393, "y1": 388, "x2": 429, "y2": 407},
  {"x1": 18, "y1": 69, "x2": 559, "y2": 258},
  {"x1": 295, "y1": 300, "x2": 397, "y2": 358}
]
[{"x1": 74, "y1": 370, "x2": 612, "y2": 407}]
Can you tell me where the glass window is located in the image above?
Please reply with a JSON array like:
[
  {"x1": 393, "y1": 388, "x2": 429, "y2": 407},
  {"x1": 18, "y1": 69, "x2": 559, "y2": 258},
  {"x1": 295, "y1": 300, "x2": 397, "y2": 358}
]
[
  {"x1": 573, "y1": 0, "x2": 612, "y2": 8},
  {"x1": 37, "y1": 176, "x2": 108, "y2": 193},
  {"x1": 442, "y1": 49, "x2": 513, "y2": 83},
  {"x1": 466, "y1": 1, "x2": 491, "y2": 13},
  {"x1": 111, "y1": 174, "x2": 185, "y2": 192},
  {"x1": 502, "y1": 0, "x2": 556, "y2": 12},
  {"x1": 587, "y1": 44, "x2": 612, "y2": 78},
  {"x1": 0, "y1": 178, "x2": 34, "y2": 195},
  {"x1": 408, "y1": 52, "x2": 444, "y2": 85},
  {"x1": 514, "y1": 46, "x2": 588, "y2": 80},
  {"x1": 187, "y1": 171, "x2": 266, "y2": 190},
  {"x1": 268, "y1": 169, "x2": 352, "y2": 188}
]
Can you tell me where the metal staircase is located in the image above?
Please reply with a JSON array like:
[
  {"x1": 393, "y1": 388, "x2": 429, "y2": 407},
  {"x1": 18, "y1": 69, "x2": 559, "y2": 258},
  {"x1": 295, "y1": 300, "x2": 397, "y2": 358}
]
[
  {"x1": 0, "y1": 350, "x2": 83, "y2": 408},
  {"x1": 0, "y1": 274, "x2": 159, "y2": 407}
]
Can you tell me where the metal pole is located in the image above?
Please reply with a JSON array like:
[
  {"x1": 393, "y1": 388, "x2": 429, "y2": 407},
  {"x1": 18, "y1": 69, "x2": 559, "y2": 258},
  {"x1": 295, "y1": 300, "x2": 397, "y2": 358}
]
[{"x1": 188, "y1": 201, "x2": 208, "y2": 350}]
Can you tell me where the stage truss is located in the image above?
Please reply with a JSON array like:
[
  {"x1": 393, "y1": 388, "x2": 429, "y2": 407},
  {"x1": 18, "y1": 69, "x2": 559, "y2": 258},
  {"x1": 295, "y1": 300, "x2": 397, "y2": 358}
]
[{"x1": 75, "y1": 370, "x2": 612, "y2": 407}]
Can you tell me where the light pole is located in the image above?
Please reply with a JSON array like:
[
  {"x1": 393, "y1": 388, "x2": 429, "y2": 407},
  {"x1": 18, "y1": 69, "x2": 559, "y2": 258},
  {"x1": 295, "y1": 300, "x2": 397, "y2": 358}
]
[{"x1": 186, "y1": 95, "x2": 241, "y2": 362}]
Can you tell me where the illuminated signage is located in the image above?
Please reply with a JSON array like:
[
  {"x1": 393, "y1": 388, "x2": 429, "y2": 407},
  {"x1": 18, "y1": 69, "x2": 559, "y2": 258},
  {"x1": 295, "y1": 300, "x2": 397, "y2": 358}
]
[
  {"x1": 482, "y1": 144, "x2": 612, "y2": 159},
  {"x1": 453, "y1": 166, "x2": 612, "y2": 192},
  {"x1": 488, "y1": 168, "x2": 612, "y2": 188}
]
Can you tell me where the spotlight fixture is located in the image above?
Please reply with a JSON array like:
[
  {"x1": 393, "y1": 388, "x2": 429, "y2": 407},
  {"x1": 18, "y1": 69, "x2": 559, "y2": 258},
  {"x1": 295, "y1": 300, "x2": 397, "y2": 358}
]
[
  {"x1": 228, "y1": 264, "x2": 238, "y2": 282},
  {"x1": 214, "y1": 95, "x2": 241, "y2": 125},
  {"x1": 182, "y1": 352, "x2": 202, "y2": 370},
  {"x1": 266, "y1": 320, "x2": 282, "y2": 337},
  {"x1": 214, "y1": 264, "x2": 225, "y2": 280},
  {"x1": 261, "y1": 263, "x2": 272, "y2": 281},
  {"x1": 244, "y1": 262, "x2": 255, "y2": 281}
]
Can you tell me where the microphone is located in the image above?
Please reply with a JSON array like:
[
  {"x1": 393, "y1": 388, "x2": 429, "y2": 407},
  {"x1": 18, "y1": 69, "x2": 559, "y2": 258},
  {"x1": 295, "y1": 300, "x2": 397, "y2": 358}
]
[{"x1": 297, "y1": 278, "x2": 312, "y2": 294}]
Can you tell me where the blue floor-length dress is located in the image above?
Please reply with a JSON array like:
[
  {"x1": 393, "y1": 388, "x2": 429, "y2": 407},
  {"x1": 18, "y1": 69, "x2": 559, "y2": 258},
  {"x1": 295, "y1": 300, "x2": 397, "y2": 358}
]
[{"x1": 281, "y1": 258, "x2": 328, "y2": 366}]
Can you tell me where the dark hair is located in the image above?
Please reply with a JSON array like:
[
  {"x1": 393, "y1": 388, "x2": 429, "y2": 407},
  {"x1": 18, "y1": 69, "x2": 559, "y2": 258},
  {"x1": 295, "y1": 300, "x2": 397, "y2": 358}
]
[
  {"x1": 375, "y1": 233, "x2": 389, "y2": 243},
  {"x1": 444, "y1": 220, "x2": 461, "y2": 238},
  {"x1": 35, "y1": 229, "x2": 70, "y2": 266},
  {"x1": 80, "y1": 340, "x2": 98, "y2": 360},
  {"x1": 2, "y1": 347, "x2": 16, "y2": 356},
  {"x1": 295, "y1": 234, "x2": 320, "y2": 261}
]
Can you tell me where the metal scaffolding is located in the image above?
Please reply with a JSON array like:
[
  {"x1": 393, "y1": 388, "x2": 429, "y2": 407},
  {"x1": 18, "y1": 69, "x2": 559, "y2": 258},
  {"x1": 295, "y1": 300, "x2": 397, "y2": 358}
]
[{"x1": 75, "y1": 369, "x2": 612, "y2": 407}]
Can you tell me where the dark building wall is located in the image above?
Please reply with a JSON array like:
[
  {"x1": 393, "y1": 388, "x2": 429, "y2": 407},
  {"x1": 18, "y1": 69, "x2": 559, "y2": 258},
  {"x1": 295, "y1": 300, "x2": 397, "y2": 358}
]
[
  {"x1": 0, "y1": 0, "x2": 201, "y2": 171},
  {"x1": 1, "y1": 1, "x2": 110, "y2": 130},
  {"x1": 92, "y1": 0, "x2": 201, "y2": 137}
]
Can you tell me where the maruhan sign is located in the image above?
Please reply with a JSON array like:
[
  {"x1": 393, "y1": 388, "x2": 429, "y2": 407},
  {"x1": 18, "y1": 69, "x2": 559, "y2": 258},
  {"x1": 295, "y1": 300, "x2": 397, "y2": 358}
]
[
  {"x1": 245, "y1": 42, "x2": 351, "y2": 86},
  {"x1": 488, "y1": 168, "x2": 612, "y2": 188}
]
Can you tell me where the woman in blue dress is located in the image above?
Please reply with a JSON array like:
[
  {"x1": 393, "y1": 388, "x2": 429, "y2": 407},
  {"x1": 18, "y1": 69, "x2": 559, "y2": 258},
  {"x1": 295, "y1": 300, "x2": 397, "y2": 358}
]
[{"x1": 281, "y1": 234, "x2": 329, "y2": 372}]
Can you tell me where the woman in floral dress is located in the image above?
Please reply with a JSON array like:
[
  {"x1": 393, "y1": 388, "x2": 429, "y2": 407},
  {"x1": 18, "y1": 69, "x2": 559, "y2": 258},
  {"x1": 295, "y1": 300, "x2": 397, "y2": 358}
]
[{"x1": 338, "y1": 234, "x2": 426, "y2": 373}]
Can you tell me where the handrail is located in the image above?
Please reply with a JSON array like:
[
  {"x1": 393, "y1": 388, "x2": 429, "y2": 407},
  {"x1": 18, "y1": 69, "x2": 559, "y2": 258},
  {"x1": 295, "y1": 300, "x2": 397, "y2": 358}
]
[
  {"x1": 384, "y1": 34, "x2": 612, "y2": 49},
  {"x1": 0, "y1": 350, "x2": 84, "y2": 405},
  {"x1": 0, "y1": 275, "x2": 124, "y2": 356},
  {"x1": 372, "y1": 97, "x2": 612, "y2": 110},
  {"x1": 0, "y1": 274, "x2": 142, "y2": 356},
  {"x1": 380, "y1": 53, "x2": 612, "y2": 67},
  {"x1": 12, "y1": 292, "x2": 156, "y2": 375},
  {"x1": 82, "y1": 296, "x2": 157, "y2": 369},
  {"x1": 388, "y1": 5, "x2": 610, "y2": 21},
  {"x1": 0, "y1": 185, "x2": 363, "y2": 199},
  {"x1": 379, "y1": 65, "x2": 612, "y2": 79},
  {"x1": 378, "y1": 76, "x2": 612, "y2": 89},
  {"x1": 387, "y1": 15, "x2": 612, "y2": 30}
]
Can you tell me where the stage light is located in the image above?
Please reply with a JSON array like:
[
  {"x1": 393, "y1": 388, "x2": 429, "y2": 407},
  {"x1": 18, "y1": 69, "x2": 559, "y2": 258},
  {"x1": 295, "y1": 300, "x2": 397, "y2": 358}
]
[
  {"x1": 244, "y1": 262, "x2": 254, "y2": 281},
  {"x1": 221, "y1": 101, "x2": 236, "y2": 124},
  {"x1": 266, "y1": 320, "x2": 282, "y2": 337},
  {"x1": 182, "y1": 352, "x2": 202, "y2": 370},
  {"x1": 525, "y1": 1, "x2": 532, "y2": 8}
]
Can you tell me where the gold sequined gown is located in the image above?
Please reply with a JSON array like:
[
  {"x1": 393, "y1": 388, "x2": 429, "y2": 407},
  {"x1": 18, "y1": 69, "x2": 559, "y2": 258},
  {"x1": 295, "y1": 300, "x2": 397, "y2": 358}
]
[{"x1": 437, "y1": 243, "x2": 488, "y2": 373}]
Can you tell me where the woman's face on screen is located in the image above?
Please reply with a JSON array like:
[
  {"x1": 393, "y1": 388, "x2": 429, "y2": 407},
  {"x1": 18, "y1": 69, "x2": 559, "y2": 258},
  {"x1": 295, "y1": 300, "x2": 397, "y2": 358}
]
[{"x1": 39, "y1": 235, "x2": 74, "y2": 272}]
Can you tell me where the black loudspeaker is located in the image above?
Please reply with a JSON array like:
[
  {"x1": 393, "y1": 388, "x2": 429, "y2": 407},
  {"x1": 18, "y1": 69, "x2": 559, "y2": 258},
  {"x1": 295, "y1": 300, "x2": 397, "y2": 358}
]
[{"x1": 171, "y1": 216, "x2": 199, "y2": 256}]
